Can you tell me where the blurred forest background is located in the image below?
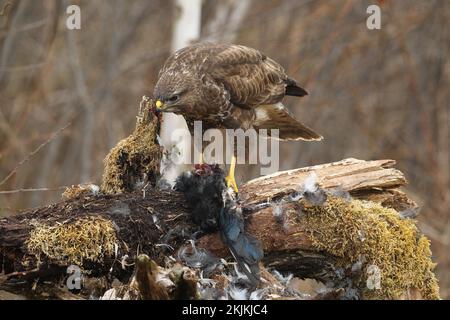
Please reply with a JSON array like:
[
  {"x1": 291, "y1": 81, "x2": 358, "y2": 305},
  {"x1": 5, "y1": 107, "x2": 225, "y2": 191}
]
[{"x1": 0, "y1": 0, "x2": 448, "y2": 298}]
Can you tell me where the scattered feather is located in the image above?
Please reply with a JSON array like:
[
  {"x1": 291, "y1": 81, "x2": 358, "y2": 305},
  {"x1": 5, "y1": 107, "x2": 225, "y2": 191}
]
[
  {"x1": 227, "y1": 284, "x2": 248, "y2": 300},
  {"x1": 271, "y1": 201, "x2": 284, "y2": 224},
  {"x1": 329, "y1": 186, "x2": 352, "y2": 202},
  {"x1": 303, "y1": 172, "x2": 318, "y2": 193},
  {"x1": 399, "y1": 207, "x2": 420, "y2": 219},
  {"x1": 272, "y1": 270, "x2": 293, "y2": 286},
  {"x1": 177, "y1": 240, "x2": 221, "y2": 276},
  {"x1": 249, "y1": 288, "x2": 267, "y2": 300}
]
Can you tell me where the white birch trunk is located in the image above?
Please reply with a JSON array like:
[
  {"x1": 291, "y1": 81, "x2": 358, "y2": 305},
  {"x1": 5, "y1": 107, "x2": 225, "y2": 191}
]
[{"x1": 159, "y1": 0, "x2": 202, "y2": 186}]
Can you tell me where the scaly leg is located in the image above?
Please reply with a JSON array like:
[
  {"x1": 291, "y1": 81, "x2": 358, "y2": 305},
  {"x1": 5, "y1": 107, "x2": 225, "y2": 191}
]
[{"x1": 225, "y1": 155, "x2": 238, "y2": 193}]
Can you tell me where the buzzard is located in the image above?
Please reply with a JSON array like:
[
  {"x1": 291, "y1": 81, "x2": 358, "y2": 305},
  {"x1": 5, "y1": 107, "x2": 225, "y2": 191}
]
[{"x1": 154, "y1": 42, "x2": 322, "y2": 192}]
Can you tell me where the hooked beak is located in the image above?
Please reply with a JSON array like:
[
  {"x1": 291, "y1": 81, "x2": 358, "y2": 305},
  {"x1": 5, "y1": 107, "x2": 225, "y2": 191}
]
[{"x1": 155, "y1": 100, "x2": 179, "y2": 113}]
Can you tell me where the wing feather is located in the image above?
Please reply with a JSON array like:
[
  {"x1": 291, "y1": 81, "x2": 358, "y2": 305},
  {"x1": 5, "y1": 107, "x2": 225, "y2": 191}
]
[
  {"x1": 209, "y1": 45, "x2": 289, "y2": 108},
  {"x1": 158, "y1": 43, "x2": 307, "y2": 109},
  {"x1": 254, "y1": 103, "x2": 322, "y2": 141}
]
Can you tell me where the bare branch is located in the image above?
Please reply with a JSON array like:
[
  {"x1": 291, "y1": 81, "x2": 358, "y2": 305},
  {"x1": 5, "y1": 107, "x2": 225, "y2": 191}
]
[
  {"x1": 0, "y1": 186, "x2": 67, "y2": 194},
  {"x1": 0, "y1": 122, "x2": 71, "y2": 187}
]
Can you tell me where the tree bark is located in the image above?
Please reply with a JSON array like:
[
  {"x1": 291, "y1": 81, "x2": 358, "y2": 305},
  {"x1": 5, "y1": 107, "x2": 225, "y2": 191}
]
[
  {"x1": 1, "y1": 157, "x2": 428, "y2": 299},
  {"x1": 197, "y1": 158, "x2": 416, "y2": 279}
]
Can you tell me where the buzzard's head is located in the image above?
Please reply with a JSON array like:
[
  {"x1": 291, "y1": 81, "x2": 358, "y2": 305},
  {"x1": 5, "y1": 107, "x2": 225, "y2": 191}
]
[{"x1": 153, "y1": 70, "x2": 200, "y2": 115}]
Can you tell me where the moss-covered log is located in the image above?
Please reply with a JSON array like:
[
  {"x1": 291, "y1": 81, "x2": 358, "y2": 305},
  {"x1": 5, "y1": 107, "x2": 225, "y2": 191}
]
[
  {"x1": 0, "y1": 98, "x2": 440, "y2": 300},
  {"x1": 0, "y1": 158, "x2": 439, "y2": 299}
]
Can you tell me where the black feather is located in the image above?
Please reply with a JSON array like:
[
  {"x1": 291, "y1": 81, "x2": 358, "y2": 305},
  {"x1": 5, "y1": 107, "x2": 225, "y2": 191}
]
[
  {"x1": 174, "y1": 164, "x2": 225, "y2": 232},
  {"x1": 175, "y1": 165, "x2": 263, "y2": 285},
  {"x1": 219, "y1": 196, "x2": 264, "y2": 285}
]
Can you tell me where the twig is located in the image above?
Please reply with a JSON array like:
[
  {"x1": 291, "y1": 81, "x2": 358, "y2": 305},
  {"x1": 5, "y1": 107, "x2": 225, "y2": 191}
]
[
  {"x1": 0, "y1": 186, "x2": 68, "y2": 194},
  {"x1": 0, "y1": 122, "x2": 71, "y2": 187},
  {"x1": 0, "y1": 2, "x2": 12, "y2": 17}
]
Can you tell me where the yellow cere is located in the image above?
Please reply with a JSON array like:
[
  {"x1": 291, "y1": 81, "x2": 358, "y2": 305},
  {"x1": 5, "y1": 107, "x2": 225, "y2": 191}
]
[{"x1": 156, "y1": 100, "x2": 163, "y2": 109}]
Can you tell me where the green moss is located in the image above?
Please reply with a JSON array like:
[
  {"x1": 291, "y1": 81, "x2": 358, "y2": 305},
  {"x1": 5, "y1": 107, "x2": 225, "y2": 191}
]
[
  {"x1": 62, "y1": 184, "x2": 99, "y2": 199},
  {"x1": 26, "y1": 216, "x2": 117, "y2": 266},
  {"x1": 101, "y1": 96, "x2": 162, "y2": 194},
  {"x1": 300, "y1": 196, "x2": 440, "y2": 299}
]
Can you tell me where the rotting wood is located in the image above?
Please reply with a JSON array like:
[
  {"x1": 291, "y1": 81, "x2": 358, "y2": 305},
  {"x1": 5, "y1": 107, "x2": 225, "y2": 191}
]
[{"x1": 1, "y1": 158, "x2": 437, "y2": 299}]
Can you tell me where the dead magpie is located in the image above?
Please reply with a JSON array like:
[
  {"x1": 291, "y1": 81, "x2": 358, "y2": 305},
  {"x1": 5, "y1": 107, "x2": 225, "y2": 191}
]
[{"x1": 175, "y1": 164, "x2": 263, "y2": 285}]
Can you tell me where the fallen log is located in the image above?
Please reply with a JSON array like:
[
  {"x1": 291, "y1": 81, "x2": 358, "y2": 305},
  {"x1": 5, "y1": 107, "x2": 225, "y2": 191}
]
[
  {"x1": 0, "y1": 97, "x2": 439, "y2": 300},
  {"x1": 198, "y1": 159, "x2": 416, "y2": 264},
  {"x1": 0, "y1": 158, "x2": 438, "y2": 299}
]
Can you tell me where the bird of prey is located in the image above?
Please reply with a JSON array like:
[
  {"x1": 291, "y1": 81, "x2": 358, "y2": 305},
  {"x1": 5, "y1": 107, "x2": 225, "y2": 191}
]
[{"x1": 154, "y1": 42, "x2": 322, "y2": 192}]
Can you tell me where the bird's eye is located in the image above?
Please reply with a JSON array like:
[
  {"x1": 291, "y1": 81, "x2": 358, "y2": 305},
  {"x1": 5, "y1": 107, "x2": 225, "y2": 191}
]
[{"x1": 168, "y1": 95, "x2": 179, "y2": 102}]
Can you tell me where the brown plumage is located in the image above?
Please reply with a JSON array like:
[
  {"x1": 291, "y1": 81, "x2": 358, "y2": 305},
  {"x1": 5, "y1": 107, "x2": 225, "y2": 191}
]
[{"x1": 153, "y1": 42, "x2": 322, "y2": 141}]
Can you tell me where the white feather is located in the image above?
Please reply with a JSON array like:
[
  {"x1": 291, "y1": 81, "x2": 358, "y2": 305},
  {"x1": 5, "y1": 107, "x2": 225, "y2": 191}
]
[
  {"x1": 227, "y1": 285, "x2": 248, "y2": 300},
  {"x1": 303, "y1": 172, "x2": 318, "y2": 193},
  {"x1": 255, "y1": 108, "x2": 269, "y2": 121},
  {"x1": 249, "y1": 288, "x2": 267, "y2": 300},
  {"x1": 89, "y1": 184, "x2": 100, "y2": 195}
]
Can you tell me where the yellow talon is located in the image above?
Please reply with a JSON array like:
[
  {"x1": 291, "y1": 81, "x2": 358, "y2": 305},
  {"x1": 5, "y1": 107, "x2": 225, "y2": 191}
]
[
  {"x1": 226, "y1": 155, "x2": 238, "y2": 193},
  {"x1": 156, "y1": 100, "x2": 163, "y2": 109},
  {"x1": 225, "y1": 174, "x2": 239, "y2": 193}
]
